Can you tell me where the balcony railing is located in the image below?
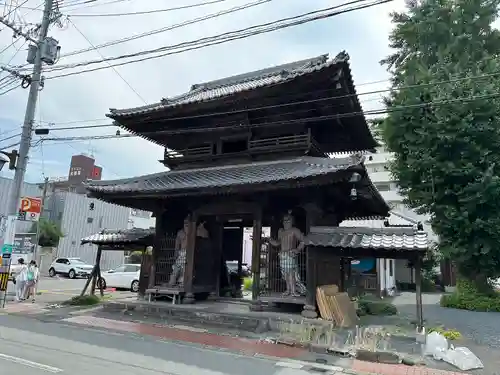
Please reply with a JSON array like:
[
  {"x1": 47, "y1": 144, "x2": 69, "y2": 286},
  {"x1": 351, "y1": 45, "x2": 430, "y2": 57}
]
[{"x1": 163, "y1": 133, "x2": 316, "y2": 164}]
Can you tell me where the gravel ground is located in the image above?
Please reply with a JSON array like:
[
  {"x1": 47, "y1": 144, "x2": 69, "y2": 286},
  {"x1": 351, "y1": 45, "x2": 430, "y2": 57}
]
[{"x1": 388, "y1": 292, "x2": 500, "y2": 374}]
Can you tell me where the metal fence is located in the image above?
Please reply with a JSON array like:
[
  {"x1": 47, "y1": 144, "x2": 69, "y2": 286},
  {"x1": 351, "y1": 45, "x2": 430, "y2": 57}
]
[
  {"x1": 260, "y1": 243, "x2": 307, "y2": 297},
  {"x1": 154, "y1": 236, "x2": 184, "y2": 287}
]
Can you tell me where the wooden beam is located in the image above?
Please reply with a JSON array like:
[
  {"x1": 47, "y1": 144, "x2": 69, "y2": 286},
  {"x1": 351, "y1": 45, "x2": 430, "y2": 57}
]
[
  {"x1": 90, "y1": 246, "x2": 103, "y2": 296},
  {"x1": 195, "y1": 201, "x2": 260, "y2": 216},
  {"x1": 415, "y1": 255, "x2": 424, "y2": 332},
  {"x1": 183, "y1": 212, "x2": 198, "y2": 304},
  {"x1": 251, "y1": 209, "x2": 263, "y2": 302}
]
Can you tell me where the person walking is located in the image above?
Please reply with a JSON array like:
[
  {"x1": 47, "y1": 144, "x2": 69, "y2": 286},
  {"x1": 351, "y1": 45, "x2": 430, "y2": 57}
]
[
  {"x1": 24, "y1": 260, "x2": 39, "y2": 303},
  {"x1": 14, "y1": 258, "x2": 27, "y2": 302}
]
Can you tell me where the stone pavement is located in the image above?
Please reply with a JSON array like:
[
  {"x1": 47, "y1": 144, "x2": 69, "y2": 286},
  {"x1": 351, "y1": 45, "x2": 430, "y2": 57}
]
[{"x1": 61, "y1": 315, "x2": 469, "y2": 375}]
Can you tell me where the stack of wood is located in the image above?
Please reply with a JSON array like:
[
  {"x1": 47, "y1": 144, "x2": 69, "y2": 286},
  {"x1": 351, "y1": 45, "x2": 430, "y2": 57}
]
[{"x1": 316, "y1": 284, "x2": 358, "y2": 327}]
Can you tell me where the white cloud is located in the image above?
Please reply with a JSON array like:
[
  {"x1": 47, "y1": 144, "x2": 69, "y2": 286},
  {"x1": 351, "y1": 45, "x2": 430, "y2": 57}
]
[{"x1": 0, "y1": 0, "x2": 406, "y2": 182}]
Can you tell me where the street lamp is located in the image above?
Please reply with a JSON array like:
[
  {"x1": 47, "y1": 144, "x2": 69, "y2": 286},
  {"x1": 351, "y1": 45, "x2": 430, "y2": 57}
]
[{"x1": 0, "y1": 150, "x2": 18, "y2": 171}]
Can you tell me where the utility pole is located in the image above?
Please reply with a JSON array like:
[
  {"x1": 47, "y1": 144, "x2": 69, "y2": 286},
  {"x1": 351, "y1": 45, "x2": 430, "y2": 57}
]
[
  {"x1": 6, "y1": 0, "x2": 54, "y2": 219},
  {"x1": 34, "y1": 177, "x2": 49, "y2": 262}
]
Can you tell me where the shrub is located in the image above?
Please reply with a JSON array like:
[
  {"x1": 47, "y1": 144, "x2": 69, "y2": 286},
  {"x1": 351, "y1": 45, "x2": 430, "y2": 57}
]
[
  {"x1": 427, "y1": 326, "x2": 461, "y2": 341},
  {"x1": 440, "y1": 293, "x2": 500, "y2": 312},
  {"x1": 440, "y1": 278, "x2": 500, "y2": 312},
  {"x1": 243, "y1": 277, "x2": 253, "y2": 291},
  {"x1": 357, "y1": 299, "x2": 398, "y2": 316},
  {"x1": 62, "y1": 295, "x2": 102, "y2": 306}
]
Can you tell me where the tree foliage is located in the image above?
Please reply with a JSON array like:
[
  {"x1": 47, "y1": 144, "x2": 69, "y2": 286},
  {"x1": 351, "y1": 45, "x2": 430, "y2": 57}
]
[
  {"x1": 380, "y1": 0, "x2": 500, "y2": 281},
  {"x1": 30, "y1": 218, "x2": 64, "y2": 248}
]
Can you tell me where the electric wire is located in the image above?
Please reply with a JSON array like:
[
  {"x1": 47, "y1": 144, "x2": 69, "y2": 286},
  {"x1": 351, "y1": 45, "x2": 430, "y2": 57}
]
[
  {"x1": 38, "y1": 62, "x2": 500, "y2": 132},
  {"x1": 34, "y1": 89, "x2": 500, "y2": 140},
  {"x1": 69, "y1": 18, "x2": 147, "y2": 104},
  {"x1": 0, "y1": 132, "x2": 21, "y2": 143},
  {"x1": 59, "y1": 0, "x2": 272, "y2": 59},
  {"x1": 41, "y1": 0, "x2": 393, "y2": 79},
  {"x1": 68, "y1": 0, "x2": 234, "y2": 17}
]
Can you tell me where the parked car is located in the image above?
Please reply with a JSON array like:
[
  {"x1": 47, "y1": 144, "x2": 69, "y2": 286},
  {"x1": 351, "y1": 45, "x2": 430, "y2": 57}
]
[
  {"x1": 98, "y1": 264, "x2": 141, "y2": 292},
  {"x1": 48, "y1": 257, "x2": 94, "y2": 279}
]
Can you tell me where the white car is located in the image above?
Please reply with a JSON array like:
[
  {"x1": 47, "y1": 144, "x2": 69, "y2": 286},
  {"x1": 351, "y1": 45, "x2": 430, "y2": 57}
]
[
  {"x1": 48, "y1": 257, "x2": 94, "y2": 279},
  {"x1": 98, "y1": 264, "x2": 141, "y2": 292}
]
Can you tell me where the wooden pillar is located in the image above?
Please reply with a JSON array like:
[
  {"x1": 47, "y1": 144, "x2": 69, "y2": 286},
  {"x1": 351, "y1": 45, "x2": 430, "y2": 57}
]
[
  {"x1": 149, "y1": 211, "x2": 163, "y2": 289},
  {"x1": 250, "y1": 209, "x2": 262, "y2": 310},
  {"x1": 302, "y1": 204, "x2": 318, "y2": 319},
  {"x1": 211, "y1": 218, "x2": 223, "y2": 298},
  {"x1": 183, "y1": 212, "x2": 198, "y2": 304},
  {"x1": 90, "y1": 246, "x2": 103, "y2": 296},
  {"x1": 415, "y1": 255, "x2": 424, "y2": 332}
]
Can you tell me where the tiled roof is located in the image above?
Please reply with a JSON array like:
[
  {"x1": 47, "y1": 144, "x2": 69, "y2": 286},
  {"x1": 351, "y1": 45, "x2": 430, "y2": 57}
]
[
  {"x1": 81, "y1": 228, "x2": 154, "y2": 246},
  {"x1": 305, "y1": 226, "x2": 428, "y2": 251},
  {"x1": 108, "y1": 52, "x2": 349, "y2": 118},
  {"x1": 85, "y1": 155, "x2": 366, "y2": 196}
]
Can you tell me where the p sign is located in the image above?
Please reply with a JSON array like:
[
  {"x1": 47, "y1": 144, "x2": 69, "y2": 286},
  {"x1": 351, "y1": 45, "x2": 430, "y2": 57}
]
[{"x1": 18, "y1": 197, "x2": 42, "y2": 222}]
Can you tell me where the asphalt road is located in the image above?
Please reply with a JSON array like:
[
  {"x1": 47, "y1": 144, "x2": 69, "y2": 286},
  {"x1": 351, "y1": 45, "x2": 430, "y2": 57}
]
[{"x1": 0, "y1": 314, "x2": 301, "y2": 375}]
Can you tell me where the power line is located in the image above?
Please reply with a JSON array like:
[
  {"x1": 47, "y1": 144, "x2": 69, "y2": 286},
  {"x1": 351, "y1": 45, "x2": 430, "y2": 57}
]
[
  {"x1": 34, "y1": 89, "x2": 500, "y2": 139},
  {"x1": 43, "y1": 0, "x2": 393, "y2": 79},
  {"x1": 39, "y1": 59, "x2": 500, "y2": 133},
  {"x1": 68, "y1": 18, "x2": 147, "y2": 103},
  {"x1": 58, "y1": 0, "x2": 272, "y2": 59},
  {"x1": 0, "y1": 132, "x2": 21, "y2": 143},
  {"x1": 69, "y1": 0, "x2": 234, "y2": 17}
]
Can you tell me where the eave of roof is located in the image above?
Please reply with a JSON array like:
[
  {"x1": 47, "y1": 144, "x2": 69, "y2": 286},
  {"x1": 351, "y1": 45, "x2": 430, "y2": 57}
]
[
  {"x1": 107, "y1": 52, "x2": 351, "y2": 119},
  {"x1": 306, "y1": 226, "x2": 428, "y2": 251},
  {"x1": 81, "y1": 228, "x2": 155, "y2": 246},
  {"x1": 84, "y1": 155, "x2": 363, "y2": 196}
]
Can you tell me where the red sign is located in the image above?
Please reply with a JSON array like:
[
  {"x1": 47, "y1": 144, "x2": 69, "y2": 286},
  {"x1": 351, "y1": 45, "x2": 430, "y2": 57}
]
[{"x1": 20, "y1": 197, "x2": 42, "y2": 214}]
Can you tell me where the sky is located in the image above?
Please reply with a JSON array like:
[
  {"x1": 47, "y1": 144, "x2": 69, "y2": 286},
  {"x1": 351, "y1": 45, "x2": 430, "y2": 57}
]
[{"x1": 0, "y1": 0, "x2": 406, "y2": 183}]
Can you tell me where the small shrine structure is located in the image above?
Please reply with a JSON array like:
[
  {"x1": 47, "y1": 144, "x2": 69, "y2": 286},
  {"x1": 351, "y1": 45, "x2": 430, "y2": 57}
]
[{"x1": 84, "y1": 52, "x2": 428, "y2": 324}]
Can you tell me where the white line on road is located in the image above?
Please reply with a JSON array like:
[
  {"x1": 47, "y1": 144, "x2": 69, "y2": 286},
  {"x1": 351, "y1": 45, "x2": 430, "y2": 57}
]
[
  {"x1": 276, "y1": 359, "x2": 344, "y2": 372},
  {"x1": 0, "y1": 353, "x2": 63, "y2": 373}
]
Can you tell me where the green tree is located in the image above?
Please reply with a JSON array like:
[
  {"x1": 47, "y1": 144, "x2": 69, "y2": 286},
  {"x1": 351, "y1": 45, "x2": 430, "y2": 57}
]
[
  {"x1": 30, "y1": 218, "x2": 64, "y2": 248},
  {"x1": 381, "y1": 0, "x2": 500, "y2": 288}
]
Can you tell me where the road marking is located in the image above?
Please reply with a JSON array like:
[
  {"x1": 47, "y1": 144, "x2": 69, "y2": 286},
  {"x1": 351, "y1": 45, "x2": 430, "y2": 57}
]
[
  {"x1": 276, "y1": 359, "x2": 344, "y2": 372},
  {"x1": 0, "y1": 353, "x2": 63, "y2": 373}
]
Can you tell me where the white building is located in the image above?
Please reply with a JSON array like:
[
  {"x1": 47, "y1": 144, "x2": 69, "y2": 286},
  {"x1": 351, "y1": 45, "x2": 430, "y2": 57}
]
[
  {"x1": 45, "y1": 191, "x2": 130, "y2": 271},
  {"x1": 340, "y1": 147, "x2": 438, "y2": 294}
]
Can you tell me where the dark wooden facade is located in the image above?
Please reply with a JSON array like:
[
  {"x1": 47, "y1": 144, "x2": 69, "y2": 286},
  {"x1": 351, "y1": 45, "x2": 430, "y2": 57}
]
[{"x1": 85, "y1": 52, "x2": 427, "y2": 325}]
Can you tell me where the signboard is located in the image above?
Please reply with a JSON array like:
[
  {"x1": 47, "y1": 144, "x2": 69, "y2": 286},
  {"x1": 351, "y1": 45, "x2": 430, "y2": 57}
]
[
  {"x1": 18, "y1": 197, "x2": 42, "y2": 222},
  {"x1": 13, "y1": 233, "x2": 36, "y2": 254},
  {"x1": 0, "y1": 272, "x2": 8, "y2": 291}
]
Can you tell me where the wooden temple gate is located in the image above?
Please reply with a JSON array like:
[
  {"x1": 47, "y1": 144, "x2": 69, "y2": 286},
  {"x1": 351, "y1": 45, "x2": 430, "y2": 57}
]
[{"x1": 83, "y1": 52, "x2": 428, "y2": 327}]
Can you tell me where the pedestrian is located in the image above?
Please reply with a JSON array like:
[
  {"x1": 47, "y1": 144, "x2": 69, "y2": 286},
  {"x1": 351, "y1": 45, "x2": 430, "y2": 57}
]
[
  {"x1": 14, "y1": 258, "x2": 27, "y2": 302},
  {"x1": 24, "y1": 260, "x2": 39, "y2": 303}
]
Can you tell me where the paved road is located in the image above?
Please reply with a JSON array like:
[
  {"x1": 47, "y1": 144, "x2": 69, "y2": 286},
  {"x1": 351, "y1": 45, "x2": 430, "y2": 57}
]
[{"x1": 0, "y1": 314, "x2": 304, "y2": 375}]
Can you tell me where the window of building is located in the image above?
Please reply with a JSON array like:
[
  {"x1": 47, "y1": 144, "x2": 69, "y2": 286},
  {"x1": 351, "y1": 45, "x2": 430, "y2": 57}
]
[
  {"x1": 389, "y1": 260, "x2": 394, "y2": 276},
  {"x1": 221, "y1": 138, "x2": 248, "y2": 154},
  {"x1": 375, "y1": 183, "x2": 391, "y2": 191},
  {"x1": 87, "y1": 217, "x2": 94, "y2": 224}
]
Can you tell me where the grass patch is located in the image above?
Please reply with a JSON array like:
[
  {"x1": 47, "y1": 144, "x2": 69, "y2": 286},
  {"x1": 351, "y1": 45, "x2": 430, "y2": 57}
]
[
  {"x1": 357, "y1": 299, "x2": 398, "y2": 316},
  {"x1": 62, "y1": 294, "x2": 103, "y2": 306}
]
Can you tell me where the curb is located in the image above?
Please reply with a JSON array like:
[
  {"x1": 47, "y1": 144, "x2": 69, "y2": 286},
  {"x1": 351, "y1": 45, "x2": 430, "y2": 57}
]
[{"x1": 102, "y1": 300, "x2": 271, "y2": 333}]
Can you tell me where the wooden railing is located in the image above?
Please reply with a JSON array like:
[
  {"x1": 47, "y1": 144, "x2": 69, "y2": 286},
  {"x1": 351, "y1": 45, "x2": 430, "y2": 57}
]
[
  {"x1": 164, "y1": 145, "x2": 212, "y2": 160},
  {"x1": 248, "y1": 133, "x2": 310, "y2": 151},
  {"x1": 163, "y1": 133, "x2": 313, "y2": 162}
]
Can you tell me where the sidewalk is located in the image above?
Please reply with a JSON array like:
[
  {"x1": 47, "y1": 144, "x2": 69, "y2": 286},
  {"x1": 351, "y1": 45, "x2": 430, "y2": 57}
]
[{"x1": 61, "y1": 315, "x2": 469, "y2": 375}]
